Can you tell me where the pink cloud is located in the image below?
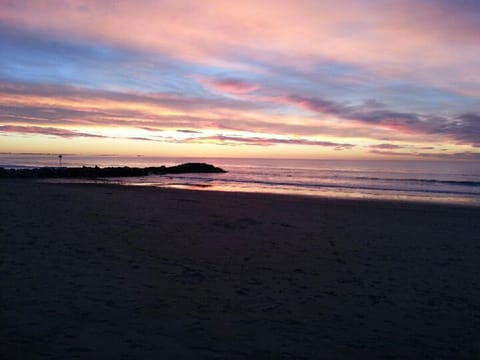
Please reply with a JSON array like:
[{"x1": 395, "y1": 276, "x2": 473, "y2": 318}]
[
  {"x1": 2, "y1": 0, "x2": 479, "y2": 95},
  {"x1": 198, "y1": 77, "x2": 260, "y2": 95}
]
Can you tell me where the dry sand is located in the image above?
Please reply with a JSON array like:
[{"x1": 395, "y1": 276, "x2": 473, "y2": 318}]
[{"x1": 1, "y1": 180, "x2": 480, "y2": 359}]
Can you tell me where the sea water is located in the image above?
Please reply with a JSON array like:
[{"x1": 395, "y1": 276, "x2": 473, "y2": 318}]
[{"x1": 1, "y1": 154, "x2": 480, "y2": 206}]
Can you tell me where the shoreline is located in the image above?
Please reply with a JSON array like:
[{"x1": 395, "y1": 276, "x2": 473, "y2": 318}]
[
  {"x1": 2, "y1": 180, "x2": 480, "y2": 358},
  {"x1": 39, "y1": 177, "x2": 480, "y2": 208}
]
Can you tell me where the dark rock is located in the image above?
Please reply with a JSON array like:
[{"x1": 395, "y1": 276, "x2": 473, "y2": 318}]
[
  {"x1": 0, "y1": 162, "x2": 226, "y2": 179},
  {"x1": 161, "y1": 163, "x2": 226, "y2": 174}
]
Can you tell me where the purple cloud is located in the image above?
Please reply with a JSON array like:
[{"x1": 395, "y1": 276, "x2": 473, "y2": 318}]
[
  {"x1": 275, "y1": 93, "x2": 480, "y2": 147},
  {"x1": 369, "y1": 149, "x2": 415, "y2": 157},
  {"x1": 0, "y1": 125, "x2": 106, "y2": 138},
  {"x1": 285, "y1": 95, "x2": 347, "y2": 114},
  {"x1": 176, "y1": 129, "x2": 201, "y2": 134},
  {"x1": 184, "y1": 134, "x2": 354, "y2": 149},
  {"x1": 369, "y1": 143, "x2": 405, "y2": 150}
]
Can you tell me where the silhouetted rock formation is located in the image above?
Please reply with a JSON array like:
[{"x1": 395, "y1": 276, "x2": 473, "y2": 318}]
[{"x1": 0, "y1": 163, "x2": 226, "y2": 179}]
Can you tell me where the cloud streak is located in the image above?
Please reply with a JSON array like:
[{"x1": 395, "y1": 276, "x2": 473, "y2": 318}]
[
  {"x1": 183, "y1": 135, "x2": 354, "y2": 148},
  {"x1": 0, "y1": 125, "x2": 106, "y2": 138}
]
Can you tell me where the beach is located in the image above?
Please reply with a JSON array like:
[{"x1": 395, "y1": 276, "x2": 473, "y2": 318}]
[{"x1": 1, "y1": 181, "x2": 480, "y2": 359}]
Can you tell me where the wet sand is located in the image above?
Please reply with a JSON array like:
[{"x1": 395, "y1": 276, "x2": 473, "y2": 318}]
[{"x1": 1, "y1": 180, "x2": 480, "y2": 359}]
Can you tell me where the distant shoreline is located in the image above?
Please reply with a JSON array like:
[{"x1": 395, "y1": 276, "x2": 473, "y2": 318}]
[{"x1": 2, "y1": 156, "x2": 479, "y2": 207}]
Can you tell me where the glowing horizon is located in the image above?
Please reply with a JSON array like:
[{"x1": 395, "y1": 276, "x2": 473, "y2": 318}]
[{"x1": 1, "y1": 1, "x2": 479, "y2": 160}]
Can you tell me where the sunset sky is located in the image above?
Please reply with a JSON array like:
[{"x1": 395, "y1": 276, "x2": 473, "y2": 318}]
[{"x1": 1, "y1": 0, "x2": 479, "y2": 159}]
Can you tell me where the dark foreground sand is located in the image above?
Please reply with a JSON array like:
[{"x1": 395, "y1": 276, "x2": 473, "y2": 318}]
[{"x1": 1, "y1": 181, "x2": 480, "y2": 359}]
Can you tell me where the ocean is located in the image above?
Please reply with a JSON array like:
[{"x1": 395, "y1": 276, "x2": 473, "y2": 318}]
[{"x1": 2, "y1": 154, "x2": 480, "y2": 206}]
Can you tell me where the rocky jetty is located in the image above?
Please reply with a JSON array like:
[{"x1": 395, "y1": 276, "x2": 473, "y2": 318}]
[{"x1": 0, "y1": 162, "x2": 226, "y2": 179}]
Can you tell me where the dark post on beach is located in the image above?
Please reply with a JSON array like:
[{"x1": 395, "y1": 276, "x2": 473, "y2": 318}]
[{"x1": 58, "y1": 154, "x2": 63, "y2": 167}]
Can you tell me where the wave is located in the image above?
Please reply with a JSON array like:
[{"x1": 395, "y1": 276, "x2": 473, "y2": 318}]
[
  {"x1": 157, "y1": 174, "x2": 480, "y2": 196},
  {"x1": 350, "y1": 176, "x2": 480, "y2": 187}
]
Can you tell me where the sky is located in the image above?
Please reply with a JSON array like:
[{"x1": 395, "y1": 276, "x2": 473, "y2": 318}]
[{"x1": 1, "y1": 0, "x2": 479, "y2": 160}]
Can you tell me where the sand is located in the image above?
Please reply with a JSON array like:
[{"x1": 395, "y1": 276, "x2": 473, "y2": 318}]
[{"x1": 1, "y1": 180, "x2": 480, "y2": 359}]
